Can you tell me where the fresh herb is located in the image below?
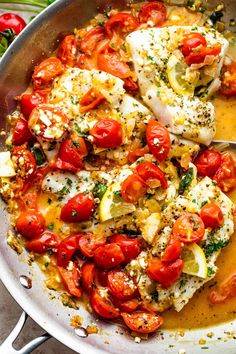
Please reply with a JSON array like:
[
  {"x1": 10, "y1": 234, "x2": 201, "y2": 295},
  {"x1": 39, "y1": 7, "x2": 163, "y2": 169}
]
[
  {"x1": 207, "y1": 267, "x2": 215, "y2": 278},
  {"x1": 66, "y1": 178, "x2": 73, "y2": 187},
  {"x1": 97, "y1": 21, "x2": 104, "y2": 26},
  {"x1": 92, "y1": 183, "x2": 107, "y2": 199},
  {"x1": 57, "y1": 186, "x2": 70, "y2": 201},
  {"x1": 201, "y1": 200, "x2": 208, "y2": 207},
  {"x1": 32, "y1": 147, "x2": 46, "y2": 166},
  {"x1": 204, "y1": 239, "x2": 229, "y2": 257},
  {"x1": 113, "y1": 190, "x2": 121, "y2": 197},
  {"x1": 151, "y1": 291, "x2": 159, "y2": 302},
  {"x1": 47, "y1": 198, "x2": 52, "y2": 205},
  {"x1": 179, "y1": 167, "x2": 194, "y2": 194},
  {"x1": 48, "y1": 223, "x2": 54, "y2": 231},
  {"x1": 71, "y1": 210, "x2": 77, "y2": 217}
]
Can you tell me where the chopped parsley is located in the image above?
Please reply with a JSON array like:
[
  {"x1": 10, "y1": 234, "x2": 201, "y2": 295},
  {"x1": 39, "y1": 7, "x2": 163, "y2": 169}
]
[
  {"x1": 179, "y1": 167, "x2": 194, "y2": 194},
  {"x1": 93, "y1": 183, "x2": 107, "y2": 199},
  {"x1": 48, "y1": 223, "x2": 54, "y2": 231},
  {"x1": 204, "y1": 239, "x2": 229, "y2": 257}
]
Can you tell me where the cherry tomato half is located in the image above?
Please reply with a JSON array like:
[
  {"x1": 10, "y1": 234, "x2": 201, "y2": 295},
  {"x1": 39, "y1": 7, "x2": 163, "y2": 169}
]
[
  {"x1": 121, "y1": 311, "x2": 163, "y2": 334},
  {"x1": 90, "y1": 119, "x2": 123, "y2": 148},
  {"x1": 194, "y1": 149, "x2": 221, "y2": 177},
  {"x1": 57, "y1": 234, "x2": 81, "y2": 267},
  {"x1": 58, "y1": 263, "x2": 82, "y2": 298},
  {"x1": 209, "y1": 272, "x2": 236, "y2": 304},
  {"x1": 110, "y1": 234, "x2": 142, "y2": 263},
  {"x1": 185, "y1": 46, "x2": 221, "y2": 66},
  {"x1": 32, "y1": 57, "x2": 64, "y2": 90},
  {"x1": 182, "y1": 32, "x2": 207, "y2": 57},
  {"x1": 213, "y1": 152, "x2": 236, "y2": 192},
  {"x1": 147, "y1": 258, "x2": 184, "y2": 288},
  {"x1": 0, "y1": 13, "x2": 26, "y2": 35},
  {"x1": 105, "y1": 13, "x2": 138, "y2": 38},
  {"x1": 94, "y1": 243, "x2": 125, "y2": 269},
  {"x1": 78, "y1": 233, "x2": 106, "y2": 258},
  {"x1": 57, "y1": 138, "x2": 84, "y2": 171},
  {"x1": 90, "y1": 287, "x2": 120, "y2": 319},
  {"x1": 12, "y1": 117, "x2": 34, "y2": 146},
  {"x1": 108, "y1": 270, "x2": 137, "y2": 300},
  {"x1": 16, "y1": 210, "x2": 45, "y2": 239},
  {"x1": 123, "y1": 77, "x2": 139, "y2": 96},
  {"x1": 81, "y1": 261, "x2": 95, "y2": 294},
  {"x1": 113, "y1": 298, "x2": 139, "y2": 313},
  {"x1": 80, "y1": 87, "x2": 106, "y2": 113},
  {"x1": 138, "y1": 2, "x2": 167, "y2": 27},
  {"x1": 172, "y1": 213, "x2": 205, "y2": 243},
  {"x1": 77, "y1": 53, "x2": 98, "y2": 70},
  {"x1": 127, "y1": 145, "x2": 149, "y2": 164},
  {"x1": 28, "y1": 104, "x2": 68, "y2": 141},
  {"x1": 20, "y1": 90, "x2": 48, "y2": 120},
  {"x1": 220, "y1": 61, "x2": 236, "y2": 97},
  {"x1": 26, "y1": 231, "x2": 59, "y2": 254},
  {"x1": 80, "y1": 26, "x2": 105, "y2": 56},
  {"x1": 60, "y1": 193, "x2": 95, "y2": 223},
  {"x1": 161, "y1": 235, "x2": 182, "y2": 263},
  {"x1": 200, "y1": 203, "x2": 224, "y2": 229},
  {"x1": 136, "y1": 161, "x2": 168, "y2": 189},
  {"x1": 11, "y1": 146, "x2": 36, "y2": 179},
  {"x1": 121, "y1": 173, "x2": 147, "y2": 203},
  {"x1": 57, "y1": 34, "x2": 77, "y2": 66},
  {"x1": 146, "y1": 120, "x2": 171, "y2": 162},
  {"x1": 97, "y1": 47, "x2": 131, "y2": 79}
]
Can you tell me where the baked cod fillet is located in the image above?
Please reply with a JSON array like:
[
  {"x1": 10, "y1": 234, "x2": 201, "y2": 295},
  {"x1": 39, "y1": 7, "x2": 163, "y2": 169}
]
[
  {"x1": 126, "y1": 26, "x2": 229, "y2": 145},
  {"x1": 126, "y1": 177, "x2": 235, "y2": 312}
]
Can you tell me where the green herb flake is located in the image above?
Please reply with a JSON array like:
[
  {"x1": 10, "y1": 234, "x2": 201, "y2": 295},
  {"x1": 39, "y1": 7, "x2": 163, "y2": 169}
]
[
  {"x1": 179, "y1": 167, "x2": 194, "y2": 194},
  {"x1": 48, "y1": 223, "x2": 54, "y2": 231},
  {"x1": 93, "y1": 183, "x2": 107, "y2": 199}
]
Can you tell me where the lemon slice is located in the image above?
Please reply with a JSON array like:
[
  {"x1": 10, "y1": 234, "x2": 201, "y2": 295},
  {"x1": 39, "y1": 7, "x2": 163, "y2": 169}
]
[
  {"x1": 99, "y1": 182, "x2": 136, "y2": 222},
  {"x1": 182, "y1": 243, "x2": 207, "y2": 278},
  {"x1": 167, "y1": 54, "x2": 199, "y2": 96}
]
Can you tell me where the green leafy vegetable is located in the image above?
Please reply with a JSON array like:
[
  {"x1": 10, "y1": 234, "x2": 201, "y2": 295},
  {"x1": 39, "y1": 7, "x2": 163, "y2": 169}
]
[{"x1": 179, "y1": 167, "x2": 194, "y2": 194}]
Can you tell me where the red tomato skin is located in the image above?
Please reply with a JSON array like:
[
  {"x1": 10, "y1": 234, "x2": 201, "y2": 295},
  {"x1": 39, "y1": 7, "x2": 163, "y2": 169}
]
[
  {"x1": 58, "y1": 139, "x2": 84, "y2": 169},
  {"x1": 80, "y1": 26, "x2": 105, "y2": 56},
  {"x1": 0, "y1": 13, "x2": 26, "y2": 35},
  {"x1": 113, "y1": 298, "x2": 139, "y2": 313},
  {"x1": 220, "y1": 61, "x2": 236, "y2": 97},
  {"x1": 194, "y1": 149, "x2": 221, "y2": 177},
  {"x1": 19, "y1": 190, "x2": 38, "y2": 210},
  {"x1": 105, "y1": 13, "x2": 138, "y2": 38},
  {"x1": 200, "y1": 203, "x2": 224, "y2": 229},
  {"x1": 162, "y1": 236, "x2": 182, "y2": 263},
  {"x1": 185, "y1": 46, "x2": 221, "y2": 65},
  {"x1": 97, "y1": 48, "x2": 131, "y2": 79},
  {"x1": 94, "y1": 243, "x2": 125, "y2": 269},
  {"x1": 109, "y1": 234, "x2": 142, "y2": 263},
  {"x1": 20, "y1": 91, "x2": 47, "y2": 120},
  {"x1": 121, "y1": 174, "x2": 147, "y2": 203},
  {"x1": 136, "y1": 161, "x2": 168, "y2": 189},
  {"x1": 121, "y1": 311, "x2": 164, "y2": 334},
  {"x1": 127, "y1": 145, "x2": 149, "y2": 164},
  {"x1": 78, "y1": 234, "x2": 106, "y2": 258},
  {"x1": 60, "y1": 193, "x2": 95, "y2": 223},
  {"x1": 147, "y1": 258, "x2": 184, "y2": 288},
  {"x1": 12, "y1": 117, "x2": 34, "y2": 146},
  {"x1": 32, "y1": 57, "x2": 64, "y2": 90},
  {"x1": 51, "y1": 158, "x2": 82, "y2": 174},
  {"x1": 213, "y1": 153, "x2": 236, "y2": 192},
  {"x1": 57, "y1": 35, "x2": 77, "y2": 66},
  {"x1": 26, "y1": 231, "x2": 59, "y2": 254},
  {"x1": 146, "y1": 120, "x2": 171, "y2": 162},
  {"x1": 209, "y1": 272, "x2": 236, "y2": 304},
  {"x1": 96, "y1": 269, "x2": 108, "y2": 287},
  {"x1": 90, "y1": 288, "x2": 120, "y2": 319},
  {"x1": 57, "y1": 234, "x2": 81, "y2": 267},
  {"x1": 182, "y1": 33, "x2": 207, "y2": 57},
  {"x1": 107, "y1": 270, "x2": 137, "y2": 300},
  {"x1": 123, "y1": 77, "x2": 139, "y2": 95},
  {"x1": 172, "y1": 213, "x2": 205, "y2": 244},
  {"x1": 77, "y1": 53, "x2": 97, "y2": 70},
  {"x1": 21, "y1": 165, "x2": 49, "y2": 193},
  {"x1": 80, "y1": 87, "x2": 105, "y2": 113},
  {"x1": 58, "y1": 263, "x2": 82, "y2": 298},
  {"x1": 81, "y1": 262, "x2": 95, "y2": 294},
  {"x1": 11, "y1": 147, "x2": 36, "y2": 179},
  {"x1": 16, "y1": 210, "x2": 45, "y2": 239},
  {"x1": 138, "y1": 1, "x2": 167, "y2": 27},
  {"x1": 90, "y1": 119, "x2": 123, "y2": 148}
]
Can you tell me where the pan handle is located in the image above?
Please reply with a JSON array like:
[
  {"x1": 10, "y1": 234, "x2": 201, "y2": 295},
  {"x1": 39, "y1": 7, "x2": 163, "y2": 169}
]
[{"x1": 0, "y1": 311, "x2": 51, "y2": 354}]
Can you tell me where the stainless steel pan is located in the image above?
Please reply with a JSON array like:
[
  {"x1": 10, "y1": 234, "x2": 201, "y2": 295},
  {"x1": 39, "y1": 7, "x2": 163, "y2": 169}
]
[{"x1": 0, "y1": 1, "x2": 236, "y2": 353}]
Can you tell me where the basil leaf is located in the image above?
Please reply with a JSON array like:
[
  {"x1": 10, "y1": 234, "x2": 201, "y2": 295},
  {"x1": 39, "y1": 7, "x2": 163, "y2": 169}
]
[
  {"x1": 32, "y1": 147, "x2": 46, "y2": 166},
  {"x1": 179, "y1": 167, "x2": 194, "y2": 194}
]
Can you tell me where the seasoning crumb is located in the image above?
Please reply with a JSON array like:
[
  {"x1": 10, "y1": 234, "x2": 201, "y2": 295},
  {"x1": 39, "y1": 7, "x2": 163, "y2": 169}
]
[
  {"x1": 207, "y1": 332, "x2": 214, "y2": 338},
  {"x1": 104, "y1": 340, "x2": 110, "y2": 345},
  {"x1": 60, "y1": 293, "x2": 80, "y2": 310},
  {"x1": 199, "y1": 339, "x2": 206, "y2": 345},
  {"x1": 86, "y1": 323, "x2": 99, "y2": 334},
  {"x1": 178, "y1": 349, "x2": 186, "y2": 354},
  {"x1": 7, "y1": 230, "x2": 23, "y2": 254},
  {"x1": 134, "y1": 336, "x2": 141, "y2": 343},
  {"x1": 70, "y1": 315, "x2": 83, "y2": 328},
  {"x1": 178, "y1": 330, "x2": 185, "y2": 337}
]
